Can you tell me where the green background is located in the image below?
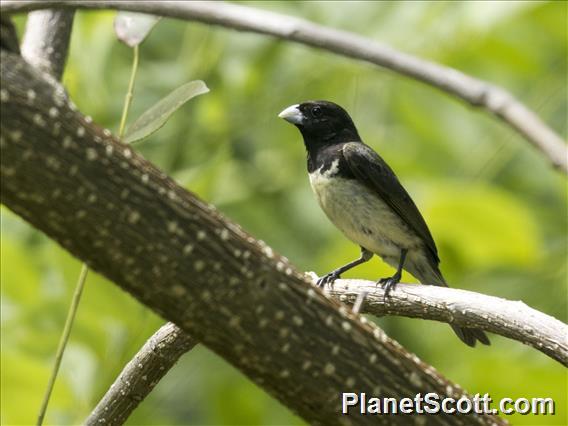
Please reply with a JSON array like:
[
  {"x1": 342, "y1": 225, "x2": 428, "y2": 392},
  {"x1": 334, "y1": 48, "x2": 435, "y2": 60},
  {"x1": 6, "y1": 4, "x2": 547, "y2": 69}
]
[{"x1": 1, "y1": 1, "x2": 566, "y2": 425}]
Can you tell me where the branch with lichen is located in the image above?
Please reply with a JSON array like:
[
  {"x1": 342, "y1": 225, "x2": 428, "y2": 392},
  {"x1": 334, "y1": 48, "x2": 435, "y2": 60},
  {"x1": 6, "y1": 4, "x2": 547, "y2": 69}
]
[
  {"x1": 1, "y1": 47, "x2": 505, "y2": 425},
  {"x1": 2, "y1": 0, "x2": 566, "y2": 174}
]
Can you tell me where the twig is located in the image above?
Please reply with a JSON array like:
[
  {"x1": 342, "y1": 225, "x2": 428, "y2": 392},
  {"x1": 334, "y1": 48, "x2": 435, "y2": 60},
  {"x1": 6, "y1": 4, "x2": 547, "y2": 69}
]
[
  {"x1": 85, "y1": 323, "x2": 196, "y2": 426},
  {"x1": 2, "y1": 0, "x2": 566, "y2": 173},
  {"x1": 36, "y1": 264, "x2": 87, "y2": 426},
  {"x1": 326, "y1": 279, "x2": 568, "y2": 366},
  {"x1": 117, "y1": 44, "x2": 139, "y2": 139},
  {"x1": 21, "y1": 8, "x2": 74, "y2": 80}
]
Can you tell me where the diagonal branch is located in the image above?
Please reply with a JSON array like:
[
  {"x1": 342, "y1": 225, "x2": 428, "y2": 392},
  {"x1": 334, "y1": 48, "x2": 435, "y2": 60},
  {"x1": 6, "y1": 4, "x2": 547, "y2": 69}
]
[
  {"x1": 85, "y1": 322, "x2": 196, "y2": 426},
  {"x1": 2, "y1": 0, "x2": 566, "y2": 173},
  {"x1": 0, "y1": 48, "x2": 505, "y2": 425},
  {"x1": 21, "y1": 8, "x2": 74, "y2": 80},
  {"x1": 86, "y1": 276, "x2": 567, "y2": 425}
]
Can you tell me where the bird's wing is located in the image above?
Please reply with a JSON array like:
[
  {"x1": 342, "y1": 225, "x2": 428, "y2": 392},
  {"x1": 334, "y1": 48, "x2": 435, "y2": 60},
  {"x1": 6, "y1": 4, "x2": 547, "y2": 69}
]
[{"x1": 342, "y1": 142, "x2": 439, "y2": 263}]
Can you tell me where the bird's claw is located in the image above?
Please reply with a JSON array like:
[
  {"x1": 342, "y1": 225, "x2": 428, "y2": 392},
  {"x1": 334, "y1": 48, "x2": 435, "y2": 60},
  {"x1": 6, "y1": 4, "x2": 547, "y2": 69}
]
[
  {"x1": 317, "y1": 270, "x2": 341, "y2": 288},
  {"x1": 376, "y1": 274, "x2": 401, "y2": 298}
]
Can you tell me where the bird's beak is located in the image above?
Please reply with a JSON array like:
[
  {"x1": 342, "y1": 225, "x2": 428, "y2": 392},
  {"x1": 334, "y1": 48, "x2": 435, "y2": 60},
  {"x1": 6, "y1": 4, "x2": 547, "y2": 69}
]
[{"x1": 278, "y1": 104, "x2": 303, "y2": 125}]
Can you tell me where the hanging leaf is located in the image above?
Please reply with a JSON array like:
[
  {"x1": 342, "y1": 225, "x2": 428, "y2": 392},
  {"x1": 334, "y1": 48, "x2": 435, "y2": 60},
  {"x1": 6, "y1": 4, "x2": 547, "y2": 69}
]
[
  {"x1": 114, "y1": 12, "x2": 161, "y2": 47},
  {"x1": 124, "y1": 81, "x2": 210, "y2": 144}
]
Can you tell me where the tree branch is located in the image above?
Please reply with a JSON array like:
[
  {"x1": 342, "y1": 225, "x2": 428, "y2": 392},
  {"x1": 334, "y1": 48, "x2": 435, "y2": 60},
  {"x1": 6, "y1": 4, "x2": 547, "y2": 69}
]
[
  {"x1": 326, "y1": 279, "x2": 568, "y2": 366},
  {"x1": 2, "y1": 0, "x2": 566, "y2": 174},
  {"x1": 85, "y1": 322, "x2": 196, "y2": 426},
  {"x1": 21, "y1": 8, "x2": 74, "y2": 80},
  {"x1": 1, "y1": 49, "x2": 506, "y2": 425},
  {"x1": 85, "y1": 275, "x2": 567, "y2": 425}
]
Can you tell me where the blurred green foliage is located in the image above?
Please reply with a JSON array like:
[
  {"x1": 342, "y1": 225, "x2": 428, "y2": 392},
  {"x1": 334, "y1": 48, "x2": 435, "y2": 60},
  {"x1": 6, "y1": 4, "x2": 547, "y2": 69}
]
[{"x1": 1, "y1": 1, "x2": 566, "y2": 425}]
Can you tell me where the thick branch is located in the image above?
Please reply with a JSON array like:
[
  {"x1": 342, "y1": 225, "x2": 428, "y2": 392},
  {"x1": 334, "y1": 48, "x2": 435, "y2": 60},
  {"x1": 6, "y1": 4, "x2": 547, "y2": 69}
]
[
  {"x1": 0, "y1": 50, "x2": 505, "y2": 425},
  {"x1": 326, "y1": 279, "x2": 568, "y2": 366},
  {"x1": 85, "y1": 323, "x2": 196, "y2": 426},
  {"x1": 21, "y1": 8, "x2": 74, "y2": 80},
  {"x1": 86, "y1": 276, "x2": 567, "y2": 425},
  {"x1": 2, "y1": 1, "x2": 566, "y2": 173}
]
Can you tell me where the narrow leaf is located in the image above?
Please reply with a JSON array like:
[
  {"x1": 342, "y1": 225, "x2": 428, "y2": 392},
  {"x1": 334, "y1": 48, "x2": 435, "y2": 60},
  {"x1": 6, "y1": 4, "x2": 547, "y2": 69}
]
[
  {"x1": 124, "y1": 81, "x2": 209, "y2": 144},
  {"x1": 114, "y1": 12, "x2": 161, "y2": 47}
]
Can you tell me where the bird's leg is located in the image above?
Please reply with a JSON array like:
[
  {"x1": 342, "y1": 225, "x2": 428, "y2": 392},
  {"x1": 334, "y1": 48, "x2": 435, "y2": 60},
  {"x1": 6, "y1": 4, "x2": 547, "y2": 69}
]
[
  {"x1": 378, "y1": 249, "x2": 407, "y2": 297},
  {"x1": 317, "y1": 247, "x2": 373, "y2": 287}
]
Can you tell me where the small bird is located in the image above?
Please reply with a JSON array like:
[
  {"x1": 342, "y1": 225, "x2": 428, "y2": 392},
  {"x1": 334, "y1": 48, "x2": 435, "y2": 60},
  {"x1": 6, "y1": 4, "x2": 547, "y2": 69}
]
[{"x1": 279, "y1": 100, "x2": 490, "y2": 347}]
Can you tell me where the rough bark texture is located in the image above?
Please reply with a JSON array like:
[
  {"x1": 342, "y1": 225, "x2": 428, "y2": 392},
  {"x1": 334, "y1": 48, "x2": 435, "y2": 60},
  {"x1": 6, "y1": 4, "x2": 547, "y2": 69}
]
[
  {"x1": 85, "y1": 323, "x2": 196, "y2": 426},
  {"x1": 0, "y1": 49, "x2": 506, "y2": 425},
  {"x1": 2, "y1": 0, "x2": 566, "y2": 173},
  {"x1": 86, "y1": 273, "x2": 568, "y2": 425},
  {"x1": 21, "y1": 9, "x2": 74, "y2": 80}
]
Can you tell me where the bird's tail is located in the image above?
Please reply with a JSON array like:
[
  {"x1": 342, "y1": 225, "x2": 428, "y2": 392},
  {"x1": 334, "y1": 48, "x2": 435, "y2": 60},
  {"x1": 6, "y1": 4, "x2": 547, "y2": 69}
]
[
  {"x1": 412, "y1": 260, "x2": 490, "y2": 347},
  {"x1": 449, "y1": 324, "x2": 490, "y2": 347}
]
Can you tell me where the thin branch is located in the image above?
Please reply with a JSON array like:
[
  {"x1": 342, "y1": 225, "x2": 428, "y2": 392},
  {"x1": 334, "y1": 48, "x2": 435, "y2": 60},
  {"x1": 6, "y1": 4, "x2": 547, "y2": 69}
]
[
  {"x1": 36, "y1": 264, "x2": 88, "y2": 426},
  {"x1": 21, "y1": 8, "x2": 74, "y2": 80},
  {"x1": 326, "y1": 279, "x2": 568, "y2": 366},
  {"x1": 1, "y1": 49, "x2": 506, "y2": 425},
  {"x1": 117, "y1": 44, "x2": 139, "y2": 139},
  {"x1": 2, "y1": 0, "x2": 566, "y2": 173},
  {"x1": 85, "y1": 323, "x2": 196, "y2": 426}
]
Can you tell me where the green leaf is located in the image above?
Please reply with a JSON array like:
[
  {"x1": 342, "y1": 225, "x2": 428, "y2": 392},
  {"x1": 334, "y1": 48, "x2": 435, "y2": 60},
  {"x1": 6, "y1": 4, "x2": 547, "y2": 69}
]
[
  {"x1": 124, "y1": 81, "x2": 209, "y2": 144},
  {"x1": 114, "y1": 12, "x2": 160, "y2": 47}
]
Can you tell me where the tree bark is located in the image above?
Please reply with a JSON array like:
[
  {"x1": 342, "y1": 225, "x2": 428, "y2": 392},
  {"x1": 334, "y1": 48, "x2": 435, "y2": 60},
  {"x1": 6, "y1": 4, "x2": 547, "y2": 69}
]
[
  {"x1": 327, "y1": 279, "x2": 568, "y2": 366},
  {"x1": 2, "y1": 0, "x2": 566, "y2": 174},
  {"x1": 85, "y1": 323, "x2": 196, "y2": 426},
  {"x1": 1, "y1": 48, "x2": 506, "y2": 425},
  {"x1": 87, "y1": 272, "x2": 568, "y2": 425}
]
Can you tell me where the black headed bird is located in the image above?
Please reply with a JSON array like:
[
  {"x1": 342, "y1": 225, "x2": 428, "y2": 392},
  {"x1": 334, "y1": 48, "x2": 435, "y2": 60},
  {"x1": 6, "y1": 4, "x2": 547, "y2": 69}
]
[{"x1": 279, "y1": 100, "x2": 490, "y2": 347}]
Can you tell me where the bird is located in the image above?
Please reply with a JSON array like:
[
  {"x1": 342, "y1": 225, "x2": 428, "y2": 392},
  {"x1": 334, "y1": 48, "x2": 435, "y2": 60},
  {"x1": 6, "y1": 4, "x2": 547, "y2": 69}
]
[{"x1": 278, "y1": 100, "x2": 490, "y2": 347}]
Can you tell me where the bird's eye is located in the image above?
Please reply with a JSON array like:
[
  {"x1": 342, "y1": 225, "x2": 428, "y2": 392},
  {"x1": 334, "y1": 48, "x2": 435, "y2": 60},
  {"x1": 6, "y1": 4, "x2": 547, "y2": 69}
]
[{"x1": 312, "y1": 106, "x2": 322, "y2": 118}]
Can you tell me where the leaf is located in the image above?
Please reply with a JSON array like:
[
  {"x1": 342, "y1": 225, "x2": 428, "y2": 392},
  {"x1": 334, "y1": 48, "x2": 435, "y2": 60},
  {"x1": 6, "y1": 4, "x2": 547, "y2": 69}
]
[
  {"x1": 114, "y1": 12, "x2": 161, "y2": 47},
  {"x1": 124, "y1": 81, "x2": 210, "y2": 144}
]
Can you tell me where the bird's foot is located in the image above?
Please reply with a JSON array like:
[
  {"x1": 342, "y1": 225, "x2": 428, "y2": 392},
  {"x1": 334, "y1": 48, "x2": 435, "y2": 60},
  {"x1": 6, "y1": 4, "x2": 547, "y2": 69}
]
[
  {"x1": 317, "y1": 270, "x2": 341, "y2": 288},
  {"x1": 377, "y1": 273, "x2": 401, "y2": 298}
]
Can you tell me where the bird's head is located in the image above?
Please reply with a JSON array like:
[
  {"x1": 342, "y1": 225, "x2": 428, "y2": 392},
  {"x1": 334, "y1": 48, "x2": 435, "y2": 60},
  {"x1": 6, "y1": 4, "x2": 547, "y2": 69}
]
[{"x1": 278, "y1": 100, "x2": 361, "y2": 148}]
